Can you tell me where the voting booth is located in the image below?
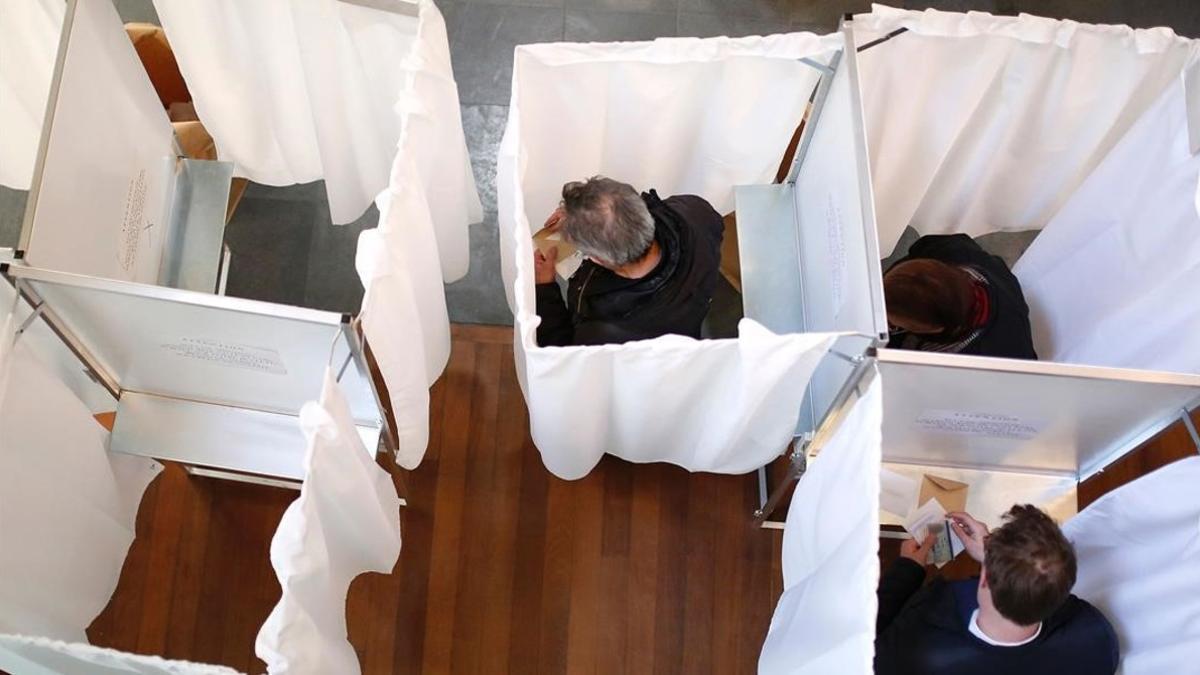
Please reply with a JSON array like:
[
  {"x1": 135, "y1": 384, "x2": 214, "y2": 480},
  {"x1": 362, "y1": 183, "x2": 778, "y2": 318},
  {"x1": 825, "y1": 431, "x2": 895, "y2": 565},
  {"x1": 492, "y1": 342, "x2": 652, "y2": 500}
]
[
  {"x1": 11, "y1": 0, "x2": 392, "y2": 490},
  {"x1": 756, "y1": 7, "x2": 1200, "y2": 675},
  {"x1": 0, "y1": 0, "x2": 475, "y2": 672},
  {"x1": 497, "y1": 24, "x2": 892, "y2": 480}
]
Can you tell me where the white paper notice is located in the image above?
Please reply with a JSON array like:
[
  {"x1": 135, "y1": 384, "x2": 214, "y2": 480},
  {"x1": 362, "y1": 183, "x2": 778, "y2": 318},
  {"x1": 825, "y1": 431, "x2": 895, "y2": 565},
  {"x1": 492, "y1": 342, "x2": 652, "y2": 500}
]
[
  {"x1": 161, "y1": 338, "x2": 288, "y2": 375},
  {"x1": 904, "y1": 497, "x2": 946, "y2": 539},
  {"x1": 903, "y1": 497, "x2": 964, "y2": 567},
  {"x1": 915, "y1": 410, "x2": 1042, "y2": 440},
  {"x1": 825, "y1": 193, "x2": 846, "y2": 313},
  {"x1": 880, "y1": 467, "x2": 919, "y2": 518},
  {"x1": 556, "y1": 250, "x2": 584, "y2": 280}
]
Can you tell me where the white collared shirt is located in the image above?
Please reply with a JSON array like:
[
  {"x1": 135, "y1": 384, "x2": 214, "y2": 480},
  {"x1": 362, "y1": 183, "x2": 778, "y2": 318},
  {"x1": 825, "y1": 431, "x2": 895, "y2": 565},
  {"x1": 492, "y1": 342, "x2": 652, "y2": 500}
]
[{"x1": 968, "y1": 609, "x2": 1042, "y2": 647}]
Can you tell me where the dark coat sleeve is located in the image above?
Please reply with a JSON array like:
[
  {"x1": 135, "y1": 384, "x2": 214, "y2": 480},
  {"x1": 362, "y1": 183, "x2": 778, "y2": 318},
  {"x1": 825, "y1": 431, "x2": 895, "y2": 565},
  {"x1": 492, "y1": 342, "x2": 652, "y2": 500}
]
[
  {"x1": 535, "y1": 282, "x2": 575, "y2": 346},
  {"x1": 876, "y1": 557, "x2": 928, "y2": 635}
]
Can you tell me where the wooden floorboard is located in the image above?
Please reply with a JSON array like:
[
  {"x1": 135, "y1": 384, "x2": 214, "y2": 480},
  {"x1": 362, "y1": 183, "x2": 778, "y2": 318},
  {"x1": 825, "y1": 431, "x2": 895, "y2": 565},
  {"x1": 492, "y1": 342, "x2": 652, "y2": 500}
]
[
  {"x1": 89, "y1": 325, "x2": 781, "y2": 673},
  {"x1": 90, "y1": 323, "x2": 1196, "y2": 672}
]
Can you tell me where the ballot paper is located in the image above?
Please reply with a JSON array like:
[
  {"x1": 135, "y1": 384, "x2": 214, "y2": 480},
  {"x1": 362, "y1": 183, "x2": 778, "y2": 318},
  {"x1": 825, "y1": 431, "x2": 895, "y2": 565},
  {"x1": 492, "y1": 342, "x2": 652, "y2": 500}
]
[
  {"x1": 532, "y1": 227, "x2": 584, "y2": 279},
  {"x1": 904, "y1": 497, "x2": 965, "y2": 567},
  {"x1": 880, "y1": 467, "x2": 919, "y2": 518}
]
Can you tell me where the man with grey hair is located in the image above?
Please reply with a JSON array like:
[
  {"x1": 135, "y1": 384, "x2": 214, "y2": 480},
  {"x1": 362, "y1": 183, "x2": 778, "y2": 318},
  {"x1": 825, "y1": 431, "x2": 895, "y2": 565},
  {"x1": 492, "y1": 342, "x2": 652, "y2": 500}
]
[{"x1": 534, "y1": 176, "x2": 723, "y2": 346}]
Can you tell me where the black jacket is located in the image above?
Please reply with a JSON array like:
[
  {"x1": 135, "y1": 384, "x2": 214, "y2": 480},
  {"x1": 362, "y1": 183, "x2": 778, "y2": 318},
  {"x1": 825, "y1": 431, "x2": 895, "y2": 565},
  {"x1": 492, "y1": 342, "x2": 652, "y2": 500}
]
[
  {"x1": 535, "y1": 191, "x2": 723, "y2": 346},
  {"x1": 875, "y1": 558, "x2": 1119, "y2": 675},
  {"x1": 886, "y1": 234, "x2": 1037, "y2": 359}
]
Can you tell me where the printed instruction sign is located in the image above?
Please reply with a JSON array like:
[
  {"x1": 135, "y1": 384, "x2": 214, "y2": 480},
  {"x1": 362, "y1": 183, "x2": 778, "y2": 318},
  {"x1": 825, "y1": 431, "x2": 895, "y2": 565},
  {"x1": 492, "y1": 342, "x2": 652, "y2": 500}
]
[
  {"x1": 161, "y1": 338, "x2": 288, "y2": 375},
  {"x1": 824, "y1": 192, "x2": 847, "y2": 314},
  {"x1": 915, "y1": 410, "x2": 1042, "y2": 441}
]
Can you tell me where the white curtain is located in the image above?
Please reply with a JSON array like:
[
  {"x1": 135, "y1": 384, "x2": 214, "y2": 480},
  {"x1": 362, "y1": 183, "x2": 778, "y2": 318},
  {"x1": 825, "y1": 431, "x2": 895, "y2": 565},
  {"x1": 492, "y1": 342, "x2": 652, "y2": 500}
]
[
  {"x1": 498, "y1": 33, "x2": 846, "y2": 480},
  {"x1": 760, "y1": 373, "x2": 882, "y2": 675},
  {"x1": 154, "y1": 0, "x2": 481, "y2": 239},
  {"x1": 0, "y1": 633, "x2": 241, "y2": 675},
  {"x1": 1063, "y1": 457, "x2": 1200, "y2": 675},
  {"x1": 0, "y1": 0, "x2": 64, "y2": 190},
  {"x1": 356, "y1": 0, "x2": 482, "y2": 468},
  {"x1": 255, "y1": 368, "x2": 402, "y2": 675},
  {"x1": 1013, "y1": 76, "x2": 1200, "y2": 373},
  {"x1": 0, "y1": 343, "x2": 162, "y2": 643},
  {"x1": 856, "y1": 4, "x2": 1199, "y2": 255}
]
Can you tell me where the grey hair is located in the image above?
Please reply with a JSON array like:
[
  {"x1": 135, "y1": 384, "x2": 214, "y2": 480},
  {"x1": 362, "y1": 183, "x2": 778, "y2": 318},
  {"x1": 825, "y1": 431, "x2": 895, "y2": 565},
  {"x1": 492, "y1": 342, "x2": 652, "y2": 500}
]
[{"x1": 560, "y1": 176, "x2": 654, "y2": 267}]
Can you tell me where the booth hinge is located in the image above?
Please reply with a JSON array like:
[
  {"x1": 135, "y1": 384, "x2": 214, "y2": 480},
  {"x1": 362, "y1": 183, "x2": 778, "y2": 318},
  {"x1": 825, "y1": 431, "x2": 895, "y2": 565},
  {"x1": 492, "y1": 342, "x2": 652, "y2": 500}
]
[
  {"x1": 829, "y1": 349, "x2": 866, "y2": 365},
  {"x1": 798, "y1": 57, "x2": 834, "y2": 76},
  {"x1": 792, "y1": 431, "x2": 814, "y2": 459},
  {"x1": 792, "y1": 449, "x2": 809, "y2": 475}
]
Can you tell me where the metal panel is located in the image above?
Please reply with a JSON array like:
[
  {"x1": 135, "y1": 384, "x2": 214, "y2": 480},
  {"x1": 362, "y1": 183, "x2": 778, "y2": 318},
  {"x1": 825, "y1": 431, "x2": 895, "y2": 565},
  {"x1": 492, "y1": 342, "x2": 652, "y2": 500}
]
[
  {"x1": 734, "y1": 183, "x2": 806, "y2": 335},
  {"x1": 21, "y1": 0, "x2": 177, "y2": 284},
  {"x1": 790, "y1": 27, "x2": 887, "y2": 341},
  {"x1": 735, "y1": 26, "x2": 888, "y2": 437},
  {"x1": 6, "y1": 265, "x2": 381, "y2": 425},
  {"x1": 158, "y1": 158, "x2": 234, "y2": 293},
  {"x1": 111, "y1": 392, "x2": 381, "y2": 481},
  {"x1": 736, "y1": 31, "x2": 885, "y2": 340},
  {"x1": 878, "y1": 348, "x2": 1200, "y2": 479}
]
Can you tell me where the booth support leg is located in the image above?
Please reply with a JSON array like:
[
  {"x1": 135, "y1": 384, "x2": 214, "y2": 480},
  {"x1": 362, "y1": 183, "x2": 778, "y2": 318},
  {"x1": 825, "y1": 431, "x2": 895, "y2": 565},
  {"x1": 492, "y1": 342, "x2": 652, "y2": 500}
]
[
  {"x1": 756, "y1": 465, "x2": 769, "y2": 511},
  {"x1": 752, "y1": 354, "x2": 877, "y2": 527},
  {"x1": 753, "y1": 440, "x2": 806, "y2": 528},
  {"x1": 1182, "y1": 407, "x2": 1200, "y2": 454}
]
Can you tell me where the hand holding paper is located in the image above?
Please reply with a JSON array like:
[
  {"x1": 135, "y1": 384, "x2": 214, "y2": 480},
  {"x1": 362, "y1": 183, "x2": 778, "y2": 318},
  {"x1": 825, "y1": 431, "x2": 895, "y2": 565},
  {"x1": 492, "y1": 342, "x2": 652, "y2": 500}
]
[
  {"x1": 900, "y1": 532, "x2": 937, "y2": 566},
  {"x1": 948, "y1": 511, "x2": 988, "y2": 563},
  {"x1": 904, "y1": 498, "x2": 965, "y2": 567},
  {"x1": 533, "y1": 245, "x2": 559, "y2": 284},
  {"x1": 532, "y1": 226, "x2": 583, "y2": 280}
]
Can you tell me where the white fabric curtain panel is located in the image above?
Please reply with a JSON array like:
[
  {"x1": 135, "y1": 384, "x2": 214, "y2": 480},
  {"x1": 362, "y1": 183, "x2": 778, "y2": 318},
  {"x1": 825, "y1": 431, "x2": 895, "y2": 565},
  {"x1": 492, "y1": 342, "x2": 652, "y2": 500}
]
[
  {"x1": 153, "y1": 0, "x2": 481, "y2": 235},
  {"x1": 0, "y1": 343, "x2": 162, "y2": 643},
  {"x1": 255, "y1": 368, "x2": 402, "y2": 675},
  {"x1": 355, "y1": 1, "x2": 483, "y2": 468},
  {"x1": 0, "y1": 633, "x2": 242, "y2": 675},
  {"x1": 760, "y1": 374, "x2": 882, "y2": 675},
  {"x1": 856, "y1": 4, "x2": 1199, "y2": 255},
  {"x1": 0, "y1": 0, "x2": 64, "y2": 190},
  {"x1": 498, "y1": 33, "x2": 847, "y2": 480},
  {"x1": 1063, "y1": 457, "x2": 1200, "y2": 675},
  {"x1": 1013, "y1": 77, "x2": 1200, "y2": 373}
]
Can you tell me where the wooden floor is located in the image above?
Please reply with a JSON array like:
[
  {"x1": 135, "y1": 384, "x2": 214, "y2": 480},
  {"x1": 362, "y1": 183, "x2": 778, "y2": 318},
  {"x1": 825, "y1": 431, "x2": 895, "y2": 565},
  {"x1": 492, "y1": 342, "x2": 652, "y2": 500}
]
[
  {"x1": 88, "y1": 324, "x2": 784, "y2": 674},
  {"x1": 88, "y1": 324, "x2": 1200, "y2": 673}
]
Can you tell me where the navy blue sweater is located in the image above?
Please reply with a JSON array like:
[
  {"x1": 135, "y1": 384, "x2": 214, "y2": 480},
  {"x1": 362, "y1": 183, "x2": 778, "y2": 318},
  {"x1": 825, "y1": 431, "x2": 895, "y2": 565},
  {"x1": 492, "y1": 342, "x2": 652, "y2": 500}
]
[{"x1": 875, "y1": 558, "x2": 1119, "y2": 675}]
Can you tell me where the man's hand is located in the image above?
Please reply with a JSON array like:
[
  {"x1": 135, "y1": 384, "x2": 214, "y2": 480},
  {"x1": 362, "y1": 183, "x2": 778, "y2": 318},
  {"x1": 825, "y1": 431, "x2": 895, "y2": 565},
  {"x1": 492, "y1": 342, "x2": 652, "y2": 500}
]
[
  {"x1": 543, "y1": 207, "x2": 565, "y2": 233},
  {"x1": 900, "y1": 532, "x2": 937, "y2": 566},
  {"x1": 948, "y1": 511, "x2": 988, "y2": 563},
  {"x1": 534, "y1": 246, "x2": 558, "y2": 285}
]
